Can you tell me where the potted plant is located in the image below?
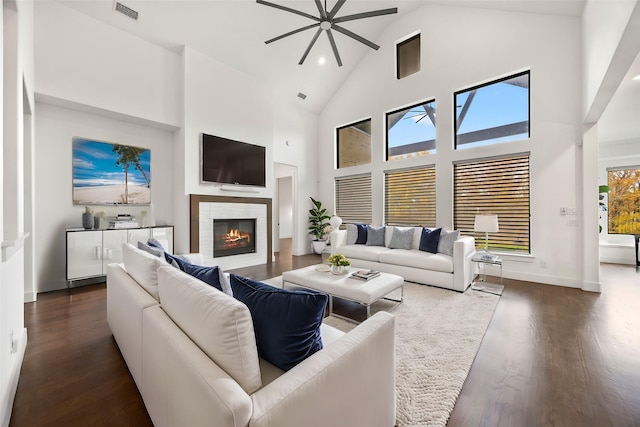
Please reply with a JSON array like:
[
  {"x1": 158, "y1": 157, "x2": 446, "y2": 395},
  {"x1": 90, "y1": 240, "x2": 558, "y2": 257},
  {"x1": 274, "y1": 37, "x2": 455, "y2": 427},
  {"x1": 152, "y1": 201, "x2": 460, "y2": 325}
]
[
  {"x1": 327, "y1": 253, "x2": 351, "y2": 275},
  {"x1": 308, "y1": 196, "x2": 331, "y2": 254},
  {"x1": 599, "y1": 185, "x2": 610, "y2": 233}
]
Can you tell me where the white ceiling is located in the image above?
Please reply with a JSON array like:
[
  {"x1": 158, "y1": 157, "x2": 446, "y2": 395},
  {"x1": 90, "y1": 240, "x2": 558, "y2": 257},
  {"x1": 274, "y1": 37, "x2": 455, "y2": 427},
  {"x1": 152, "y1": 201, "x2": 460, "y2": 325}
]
[
  {"x1": 55, "y1": 0, "x2": 637, "y2": 144},
  {"x1": 598, "y1": 51, "x2": 640, "y2": 145}
]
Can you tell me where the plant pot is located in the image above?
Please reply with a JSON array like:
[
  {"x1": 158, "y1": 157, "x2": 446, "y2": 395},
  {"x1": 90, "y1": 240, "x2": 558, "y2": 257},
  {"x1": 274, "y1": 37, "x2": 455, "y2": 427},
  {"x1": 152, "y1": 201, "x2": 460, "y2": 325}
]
[{"x1": 312, "y1": 240, "x2": 327, "y2": 254}]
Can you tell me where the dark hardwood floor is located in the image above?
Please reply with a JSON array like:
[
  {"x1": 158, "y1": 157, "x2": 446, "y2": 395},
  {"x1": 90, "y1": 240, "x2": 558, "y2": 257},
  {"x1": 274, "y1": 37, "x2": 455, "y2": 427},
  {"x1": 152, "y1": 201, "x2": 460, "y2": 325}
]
[{"x1": 10, "y1": 241, "x2": 640, "y2": 426}]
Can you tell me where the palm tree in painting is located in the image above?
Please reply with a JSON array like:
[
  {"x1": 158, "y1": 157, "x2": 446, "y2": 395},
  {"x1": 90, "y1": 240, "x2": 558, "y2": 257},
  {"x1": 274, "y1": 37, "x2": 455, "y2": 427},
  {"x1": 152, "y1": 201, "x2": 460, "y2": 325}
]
[{"x1": 112, "y1": 144, "x2": 150, "y2": 204}]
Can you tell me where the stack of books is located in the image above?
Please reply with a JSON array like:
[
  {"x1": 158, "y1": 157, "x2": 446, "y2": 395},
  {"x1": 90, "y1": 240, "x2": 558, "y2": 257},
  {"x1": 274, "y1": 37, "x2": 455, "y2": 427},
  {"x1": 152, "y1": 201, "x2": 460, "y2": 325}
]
[
  {"x1": 109, "y1": 214, "x2": 139, "y2": 229},
  {"x1": 350, "y1": 269, "x2": 381, "y2": 281}
]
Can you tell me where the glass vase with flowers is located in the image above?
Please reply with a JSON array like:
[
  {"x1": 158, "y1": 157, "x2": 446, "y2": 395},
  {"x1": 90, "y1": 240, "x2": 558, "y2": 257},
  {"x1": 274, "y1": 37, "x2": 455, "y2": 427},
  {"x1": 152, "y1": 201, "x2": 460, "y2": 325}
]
[{"x1": 327, "y1": 253, "x2": 351, "y2": 275}]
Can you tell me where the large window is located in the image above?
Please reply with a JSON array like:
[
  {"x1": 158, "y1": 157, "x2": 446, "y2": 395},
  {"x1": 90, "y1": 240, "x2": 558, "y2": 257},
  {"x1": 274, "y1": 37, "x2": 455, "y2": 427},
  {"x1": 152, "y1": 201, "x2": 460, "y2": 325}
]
[
  {"x1": 386, "y1": 100, "x2": 436, "y2": 160},
  {"x1": 335, "y1": 174, "x2": 372, "y2": 224},
  {"x1": 396, "y1": 33, "x2": 420, "y2": 79},
  {"x1": 385, "y1": 166, "x2": 436, "y2": 226},
  {"x1": 454, "y1": 154, "x2": 530, "y2": 253},
  {"x1": 607, "y1": 167, "x2": 640, "y2": 234},
  {"x1": 337, "y1": 119, "x2": 371, "y2": 169},
  {"x1": 454, "y1": 71, "x2": 530, "y2": 149}
]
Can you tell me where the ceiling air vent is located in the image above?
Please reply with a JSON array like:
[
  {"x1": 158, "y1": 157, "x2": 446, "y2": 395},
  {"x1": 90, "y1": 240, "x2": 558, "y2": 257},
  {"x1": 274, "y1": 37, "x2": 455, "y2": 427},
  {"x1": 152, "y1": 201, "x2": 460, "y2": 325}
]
[
  {"x1": 297, "y1": 92, "x2": 307, "y2": 100},
  {"x1": 114, "y1": 2, "x2": 139, "y2": 20}
]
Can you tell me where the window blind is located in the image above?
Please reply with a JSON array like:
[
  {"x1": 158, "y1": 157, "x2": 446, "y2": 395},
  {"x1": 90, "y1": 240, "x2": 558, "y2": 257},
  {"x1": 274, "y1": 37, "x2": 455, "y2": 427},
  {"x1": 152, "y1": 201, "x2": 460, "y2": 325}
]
[
  {"x1": 454, "y1": 154, "x2": 530, "y2": 253},
  {"x1": 385, "y1": 166, "x2": 436, "y2": 226},
  {"x1": 335, "y1": 174, "x2": 372, "y2": 224}
]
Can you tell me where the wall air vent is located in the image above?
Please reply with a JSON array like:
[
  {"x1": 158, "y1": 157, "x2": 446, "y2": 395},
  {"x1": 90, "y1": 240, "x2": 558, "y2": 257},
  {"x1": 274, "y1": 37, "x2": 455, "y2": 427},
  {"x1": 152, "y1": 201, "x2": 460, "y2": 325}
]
[{"x1": 114, "y1": 2, "x2": 139, "y2": 20}]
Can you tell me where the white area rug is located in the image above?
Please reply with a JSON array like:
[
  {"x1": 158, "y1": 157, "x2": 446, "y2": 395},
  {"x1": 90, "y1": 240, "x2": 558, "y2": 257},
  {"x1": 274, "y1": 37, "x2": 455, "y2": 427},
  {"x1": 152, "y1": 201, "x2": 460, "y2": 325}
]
[{"x1": 264, "y1": 276, "x2": 500, "y2": 427}]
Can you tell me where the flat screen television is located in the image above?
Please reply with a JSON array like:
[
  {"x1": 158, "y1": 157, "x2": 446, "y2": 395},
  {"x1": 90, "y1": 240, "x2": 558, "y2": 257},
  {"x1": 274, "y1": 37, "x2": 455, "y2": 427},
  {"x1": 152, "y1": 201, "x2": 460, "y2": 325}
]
[{"x1": 201, "y1": 133, "x2": 266, "y2": 187}]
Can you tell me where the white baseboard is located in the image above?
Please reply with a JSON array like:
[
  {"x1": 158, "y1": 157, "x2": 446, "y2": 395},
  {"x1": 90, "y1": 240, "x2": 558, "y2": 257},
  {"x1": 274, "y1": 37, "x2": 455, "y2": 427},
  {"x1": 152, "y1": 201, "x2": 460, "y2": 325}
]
[
  {"x1": 581, "y1": 280, "x2": 602, "y2": 292},
  {"x1": 1, "y1": 328, "x2": 27, "y2": 427},
  {"x1": 24, "y1": 292, "x2": 36, "y2": 303},
  {"x1": 599, "y1": 256, "x2": 635, "y2": 265},
  {"x1": 504, "y1": 270, "x2": 581, "y2": 288}
]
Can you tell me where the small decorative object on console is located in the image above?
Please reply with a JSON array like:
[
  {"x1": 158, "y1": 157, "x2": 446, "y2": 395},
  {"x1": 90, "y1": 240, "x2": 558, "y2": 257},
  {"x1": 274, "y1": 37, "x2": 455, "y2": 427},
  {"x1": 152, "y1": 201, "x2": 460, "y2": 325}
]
[{"x1": 82, "y1": 206, "x2": 93, "y2": 230}]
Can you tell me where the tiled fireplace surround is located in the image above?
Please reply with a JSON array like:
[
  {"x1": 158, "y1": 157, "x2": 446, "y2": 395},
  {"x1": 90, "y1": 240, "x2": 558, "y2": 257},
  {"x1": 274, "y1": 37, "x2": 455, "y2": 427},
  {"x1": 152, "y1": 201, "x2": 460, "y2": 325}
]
[{"x1": 189, "y1": 195, "x2": 273, "y2": 270}]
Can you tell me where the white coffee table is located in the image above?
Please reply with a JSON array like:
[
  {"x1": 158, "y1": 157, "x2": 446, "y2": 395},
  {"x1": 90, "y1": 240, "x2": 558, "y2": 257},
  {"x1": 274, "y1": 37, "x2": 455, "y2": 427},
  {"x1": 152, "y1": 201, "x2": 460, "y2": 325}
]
[{"x1": 282, "y1": 265, "x2": 404, "y2": 322}]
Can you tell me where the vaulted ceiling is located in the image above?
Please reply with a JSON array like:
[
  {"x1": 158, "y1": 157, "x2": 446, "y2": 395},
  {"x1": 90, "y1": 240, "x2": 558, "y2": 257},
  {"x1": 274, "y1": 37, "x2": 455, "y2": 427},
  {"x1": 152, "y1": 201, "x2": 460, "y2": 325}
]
[{"x1": 56, "y1": 0, "x2": 638, "y2": 144}]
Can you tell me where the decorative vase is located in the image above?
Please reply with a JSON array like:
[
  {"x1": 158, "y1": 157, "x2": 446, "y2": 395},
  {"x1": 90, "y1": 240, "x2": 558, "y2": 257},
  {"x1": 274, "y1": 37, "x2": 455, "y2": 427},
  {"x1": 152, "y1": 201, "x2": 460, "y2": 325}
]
[
  {"x1": 331, "y1": 265, "x2": 348, "y2": 275},
  {"x1": 82, "y1": 211, "x2": 93, "y2": 230},
  {"x1": 329, "y1": 215, "x2": 342, "y2": 230},
  {"x1": 312, "y1": 240, "x2": 327, "y2": 254},
  {"x1": 93, "y1": 216, "x2": 101, "y2": 230}
]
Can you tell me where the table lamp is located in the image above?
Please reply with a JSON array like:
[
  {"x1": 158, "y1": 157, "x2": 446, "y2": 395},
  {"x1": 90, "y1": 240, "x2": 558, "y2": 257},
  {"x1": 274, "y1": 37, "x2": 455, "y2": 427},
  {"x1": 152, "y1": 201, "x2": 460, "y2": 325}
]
[{"x1": 474, "y1": 214, "x2": 499, "y2": 253}]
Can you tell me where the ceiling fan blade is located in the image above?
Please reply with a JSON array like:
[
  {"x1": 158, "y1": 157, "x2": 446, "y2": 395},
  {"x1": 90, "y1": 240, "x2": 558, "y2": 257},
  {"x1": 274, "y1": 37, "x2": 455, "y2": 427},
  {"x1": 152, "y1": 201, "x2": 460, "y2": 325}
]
[
  {"x1": 326, "y1": 29, "x2": 343, "y2": 67},
  {"x1": 332, "y1": 24, "x2": 380, "y2": 50},
  {"x1": 256, "y1": 0, "x2": 320, "y2": 22},
  {"x1": 314, "y1": 0, "x2": 327, "y2": 20},
  {"x1": 299, "y1": 28, "x2": 323, "y2": 65},
  {"x1": 327, "y1": 0, "x2": 346, "y2": 19},
  {"x1": 265, "y1": 23, "x2": 320, "y2": 44},
  {"x1": 333, "y1": 8, "x2": 398, "y2": 24}
]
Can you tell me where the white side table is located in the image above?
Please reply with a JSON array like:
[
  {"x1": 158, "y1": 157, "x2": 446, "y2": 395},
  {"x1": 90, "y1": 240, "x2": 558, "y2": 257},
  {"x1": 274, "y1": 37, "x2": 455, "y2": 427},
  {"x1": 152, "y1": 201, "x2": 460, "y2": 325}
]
[{"x1": 471, "y1": 254, "x2": 503, "y2": 286}]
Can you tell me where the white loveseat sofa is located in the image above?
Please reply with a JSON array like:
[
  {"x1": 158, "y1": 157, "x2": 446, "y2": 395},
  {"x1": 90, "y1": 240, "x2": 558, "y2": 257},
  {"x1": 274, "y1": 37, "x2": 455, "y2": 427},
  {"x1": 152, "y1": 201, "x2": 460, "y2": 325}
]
[
  {"x1": 331, "y1": 226, "x2": 476, "y2": 292},
  {"x1": 107, "y1": 243, "x2": 396, "y2": 427}
]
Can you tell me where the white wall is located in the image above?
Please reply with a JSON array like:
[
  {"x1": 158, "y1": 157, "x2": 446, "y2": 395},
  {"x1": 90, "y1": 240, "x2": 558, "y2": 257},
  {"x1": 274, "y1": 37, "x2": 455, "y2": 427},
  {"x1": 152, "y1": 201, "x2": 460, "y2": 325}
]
[
  {"x1": 34, "y1": 1, "x2": 181, "y2": 128},
  {"x1": 272, "y1": 99, "x2": 319, "y2": 255},
  {"x1": 32, "y1": 3, "x2": 319, "y2": 264},
  {"x1": 34, "y1": 103, "x2": 175, "y2": 292},
  {"x1": 318, "y1": 4, "x2": 583, "y2": 287},
  {"x1": 173, "y1": 47, "x2": 276, "y2": 256},
  {"x1": 278, "y1": 176, "x2": 293, "y2": 238},
  {"x1": 1, "y1": 0, "x2": 32, "y2": 424}
]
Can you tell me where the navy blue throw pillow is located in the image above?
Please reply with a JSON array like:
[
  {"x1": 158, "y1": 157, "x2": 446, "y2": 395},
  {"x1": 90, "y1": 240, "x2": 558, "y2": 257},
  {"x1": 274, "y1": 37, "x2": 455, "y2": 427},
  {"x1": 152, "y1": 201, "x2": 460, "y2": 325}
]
[
  {"x1": 164, "y1": 252, "x2": 186, "y2": 269},
  {"x1": 355, "y1": 223, "x2": 368, "y2": 245},
  {"x1": 419, "y1": 227, "x2": 442, "y2": 253},
  {"x1": 181, "y1": 262, "x2": 224, "y2": 292},
  {"x1": 230, "y1": 274, "x2": 328, "y2": 371}
]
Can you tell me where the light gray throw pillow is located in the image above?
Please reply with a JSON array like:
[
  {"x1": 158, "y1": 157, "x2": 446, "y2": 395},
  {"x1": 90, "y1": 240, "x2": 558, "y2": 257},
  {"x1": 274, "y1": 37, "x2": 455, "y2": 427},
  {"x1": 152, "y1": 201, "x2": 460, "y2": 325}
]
[
  {"x1": 366, "y1": 225, "x2": 385, "y2": 246},
  {"x1": 138, "y1": 241, "x2": 165, "y2": 258},
  {"x1": 346, "y1": 224, "x2": 358, "y2": 245},
  {"x1": 437, "y1": 229, "x2": 460, "y2": 256},
  {"x1": 388, "y1": 227, "x2": 414, "y2": 249}
]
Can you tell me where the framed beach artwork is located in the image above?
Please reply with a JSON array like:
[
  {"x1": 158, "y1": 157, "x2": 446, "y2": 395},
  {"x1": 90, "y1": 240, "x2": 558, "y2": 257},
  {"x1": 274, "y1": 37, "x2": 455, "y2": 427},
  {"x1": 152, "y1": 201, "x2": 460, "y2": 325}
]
[{"x1": 72, "y1": 137, "x2": 151, "y2": 205}]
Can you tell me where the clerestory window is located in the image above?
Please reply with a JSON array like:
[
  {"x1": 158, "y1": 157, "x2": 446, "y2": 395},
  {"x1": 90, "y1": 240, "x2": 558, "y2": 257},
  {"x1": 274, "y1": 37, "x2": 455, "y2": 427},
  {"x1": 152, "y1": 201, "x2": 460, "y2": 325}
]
[{"x1": 455, "y1": 71, "x2": 530, "y2": 149}]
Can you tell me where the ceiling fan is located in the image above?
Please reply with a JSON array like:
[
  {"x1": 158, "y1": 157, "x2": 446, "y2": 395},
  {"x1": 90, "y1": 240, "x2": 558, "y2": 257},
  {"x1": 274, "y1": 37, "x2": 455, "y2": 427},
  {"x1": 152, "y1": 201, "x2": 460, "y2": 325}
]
[{"x1": 257, "y1": 0, "x2": 398, "y2": 67}]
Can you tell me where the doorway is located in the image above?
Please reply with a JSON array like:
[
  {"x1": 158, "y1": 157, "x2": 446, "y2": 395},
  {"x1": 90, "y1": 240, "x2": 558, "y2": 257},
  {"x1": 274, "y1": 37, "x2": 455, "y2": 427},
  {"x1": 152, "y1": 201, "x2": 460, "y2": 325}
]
[{"x1": 274, "y1": 163, "x2": 297, "y2": 258}]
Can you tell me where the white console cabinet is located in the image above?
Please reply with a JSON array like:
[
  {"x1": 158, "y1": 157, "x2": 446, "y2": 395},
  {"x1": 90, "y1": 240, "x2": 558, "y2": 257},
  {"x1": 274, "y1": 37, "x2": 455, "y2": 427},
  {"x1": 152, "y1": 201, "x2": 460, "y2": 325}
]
[{"x1": 66, "y1": 226, "x2": 174, "y2": 286}]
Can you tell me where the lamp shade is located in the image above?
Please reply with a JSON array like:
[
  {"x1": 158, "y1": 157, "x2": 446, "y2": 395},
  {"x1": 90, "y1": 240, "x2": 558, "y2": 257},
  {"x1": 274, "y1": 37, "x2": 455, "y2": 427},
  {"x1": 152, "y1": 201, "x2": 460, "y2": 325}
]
[
  {"x1": 474, "y1": 214, "x2": 499, "y2": 233},
  {"x1": 329, "y1": 215, "x2": 342, "y2": 229}
]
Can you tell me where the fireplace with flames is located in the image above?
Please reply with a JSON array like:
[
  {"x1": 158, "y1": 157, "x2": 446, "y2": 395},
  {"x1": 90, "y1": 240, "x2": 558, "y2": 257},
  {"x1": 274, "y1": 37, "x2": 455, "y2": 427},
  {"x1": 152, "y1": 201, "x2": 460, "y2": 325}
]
[{"x1": 213, "y1": 218, "x2": 256, "y2": 258}]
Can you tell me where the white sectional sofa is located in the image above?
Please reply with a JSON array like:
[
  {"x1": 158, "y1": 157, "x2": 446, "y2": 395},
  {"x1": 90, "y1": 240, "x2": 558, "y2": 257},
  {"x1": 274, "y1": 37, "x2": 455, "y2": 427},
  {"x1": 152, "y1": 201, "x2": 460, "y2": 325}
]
[
  {"x1": 107, "y1": 243, "x2": 397, "y2": 427},
  {"x1": 331, "y1": 226, "x2": 476, "y2": 292}
]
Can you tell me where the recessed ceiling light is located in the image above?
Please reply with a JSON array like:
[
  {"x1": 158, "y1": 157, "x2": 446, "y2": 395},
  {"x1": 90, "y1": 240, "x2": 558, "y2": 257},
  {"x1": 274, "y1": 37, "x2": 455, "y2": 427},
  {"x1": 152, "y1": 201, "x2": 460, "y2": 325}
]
[
  {"x1": 318, "y1": 57, "x2": 326, "y2": 65},
  {"x1": 633, "y1": 74, "x2": 640, "y2": 81}
]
